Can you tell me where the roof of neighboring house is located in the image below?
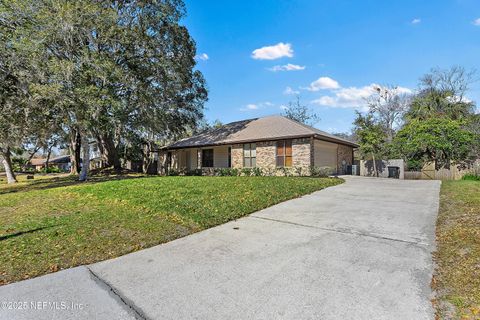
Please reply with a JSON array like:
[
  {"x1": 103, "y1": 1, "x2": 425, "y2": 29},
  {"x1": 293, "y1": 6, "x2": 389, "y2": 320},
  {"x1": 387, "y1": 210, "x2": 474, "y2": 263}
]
[
  {"x1": 30, "y1": 155, "x2": 71, "y2": 166},
  {"x1": 165, "y1": 115, "x2": 359, "y2": 149}
]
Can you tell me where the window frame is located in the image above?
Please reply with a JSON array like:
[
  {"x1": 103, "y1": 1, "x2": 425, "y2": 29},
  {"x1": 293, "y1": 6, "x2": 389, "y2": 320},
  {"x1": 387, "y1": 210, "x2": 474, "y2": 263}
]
[
  {"x1": 201, "y1": 149, "x2": 214, "y2": 168},
  {"x1": 276, "y1": 139, "x2": 293, "y2": 167},
  {"x1": 243, "y1": 143, "x2": 257, "y2": 167}
]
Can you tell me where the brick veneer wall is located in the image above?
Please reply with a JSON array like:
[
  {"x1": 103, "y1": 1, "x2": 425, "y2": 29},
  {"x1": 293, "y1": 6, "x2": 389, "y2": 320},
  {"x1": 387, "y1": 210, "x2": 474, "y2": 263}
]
[
  {"x1": 231, "y1": 138, "x2": 312, "y2": 171},
  {"x1": 337, "y1": 144, "x2": 353, "y2": 174}
]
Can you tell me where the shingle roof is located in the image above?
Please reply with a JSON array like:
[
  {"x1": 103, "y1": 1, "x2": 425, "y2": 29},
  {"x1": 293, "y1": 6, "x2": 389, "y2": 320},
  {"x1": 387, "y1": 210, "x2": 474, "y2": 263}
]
[{"x1": 165, "y1": 115, "x2": 358, "y2": 149}]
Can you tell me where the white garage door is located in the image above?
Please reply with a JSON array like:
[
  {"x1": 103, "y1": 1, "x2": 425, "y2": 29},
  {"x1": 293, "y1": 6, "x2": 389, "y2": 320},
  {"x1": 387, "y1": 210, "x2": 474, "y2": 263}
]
[{"x1": 314, "y1": 140, "x2": 337, "y2": 168}]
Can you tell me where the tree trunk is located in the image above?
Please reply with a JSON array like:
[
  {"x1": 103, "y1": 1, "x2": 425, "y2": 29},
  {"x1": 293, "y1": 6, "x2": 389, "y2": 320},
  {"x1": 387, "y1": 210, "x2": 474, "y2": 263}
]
[
  {"x1": 45, "y1": 146, "x2": 52, "y2": 172},
  {"x1": 70, "y1": 129, "x2": 81, "y2": 174},
  {"x1": 142, "y1": 143, "x2": 152, "y2": 174},
  {"x1": 1, "y1": 147, "x2": 17, "y2": 184},
  {"x1": 372, "y1": 153, "x2": 378, "y2": 177},
  {"x1": 22, "y1": 145, "x2": 41, "y2": 171},
  {"x1": 79, "y1": 134, "x2": 90, "y2": 181},
  {"x1": 99, "y1": 133, "x2": 121, "y2": 171}
]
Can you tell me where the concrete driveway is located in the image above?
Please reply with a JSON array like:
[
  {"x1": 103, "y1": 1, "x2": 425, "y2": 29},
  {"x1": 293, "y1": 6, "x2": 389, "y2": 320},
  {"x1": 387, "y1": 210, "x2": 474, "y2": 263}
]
[{"x1": 0, "y1": 176, "x2": 441, "y2": 320}]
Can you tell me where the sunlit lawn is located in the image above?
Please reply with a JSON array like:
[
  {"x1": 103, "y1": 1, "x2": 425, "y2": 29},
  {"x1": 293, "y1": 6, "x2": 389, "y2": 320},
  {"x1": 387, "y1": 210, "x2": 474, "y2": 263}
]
[
  {"x1": 434, "y1": 180, "x2": 480, "y2": 319},
  {"x1": 0, "y1": 174, "x2": 342, "y2": 285}
]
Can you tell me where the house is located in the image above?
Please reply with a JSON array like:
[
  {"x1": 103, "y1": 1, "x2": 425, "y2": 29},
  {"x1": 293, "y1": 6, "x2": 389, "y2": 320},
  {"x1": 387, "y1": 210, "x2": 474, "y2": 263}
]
[
  {"x1": 159, "y1": 115, "x2": 358, "y2": 175},
  {"x1": 29, "y1": 155, "x2": 72, "y2": 172}
]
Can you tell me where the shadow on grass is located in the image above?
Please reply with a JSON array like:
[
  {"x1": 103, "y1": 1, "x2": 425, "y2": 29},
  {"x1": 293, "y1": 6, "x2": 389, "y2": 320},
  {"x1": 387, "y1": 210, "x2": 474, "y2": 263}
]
[
  {"x1": 0, "y1": 225, "x2": 57, "y2": 241},
  {"x1": 0, "y1": 174, "x2": 155, "y2": 195}
]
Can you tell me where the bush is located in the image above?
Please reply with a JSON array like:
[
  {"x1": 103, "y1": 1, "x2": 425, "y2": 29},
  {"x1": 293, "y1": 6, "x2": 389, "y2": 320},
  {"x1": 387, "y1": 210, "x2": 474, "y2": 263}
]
[
  {"x1": 241, "y1": 168, "x2": 252, "y2": 176},
  {"x1": 462, "y1": 174, "x2": 480, "y2": 181},
  {"x1": 167, "y1": 169, "x2": 180, "y2": 176},
  {"x1": 216, "y1": 168, "x2": 239, "y2": 176},
  {"x1": 186, "y1": 169, "x2": 202, "y2": 176},
  {"x1": 309, "y1": 166, "x2": 335, "y2": 177},
  {"x1": 252, "y1": 167, "x2": 263, "y2": 176}
]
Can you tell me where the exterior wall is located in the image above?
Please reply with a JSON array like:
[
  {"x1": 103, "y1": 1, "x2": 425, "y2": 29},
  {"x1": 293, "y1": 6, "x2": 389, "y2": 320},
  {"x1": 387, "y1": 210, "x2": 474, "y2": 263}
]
[
  {"x1": 292, "y1": 138, "x2": 312, "y2": 169},
  {"x1": 231, "y1": 144, "x2": 243, "y2": 169},
  {"x1": 313, "y1": 139, "x2": 338, "y2": 169},
  {"x1": 212, "y1": 146, "x2": 229, "y2": 168},
  {"x1": 337, "y1": 144, "x2": 354, "y2": 174},
  {"x1": 256, "y1": 141, "x2": 276, "y2": 169},
  {"x1": 231, "y1": 139, "x2": 312, "y2": 170},
  {"x1": 360, "y1": 159, "x2": 405, "y2": 179}
]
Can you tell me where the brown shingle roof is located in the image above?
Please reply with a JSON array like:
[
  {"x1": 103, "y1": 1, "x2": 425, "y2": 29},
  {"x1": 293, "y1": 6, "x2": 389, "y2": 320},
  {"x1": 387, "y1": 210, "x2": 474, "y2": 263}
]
[{"x1": 165, "y1": 115, "x2": 358, "y2": 149}]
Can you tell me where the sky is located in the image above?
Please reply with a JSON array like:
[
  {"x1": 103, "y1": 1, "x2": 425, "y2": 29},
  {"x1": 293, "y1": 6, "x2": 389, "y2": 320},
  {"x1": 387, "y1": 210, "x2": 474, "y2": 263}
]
[{"x1": 183, "y1": 0, "x2": 480, "y2": 134}]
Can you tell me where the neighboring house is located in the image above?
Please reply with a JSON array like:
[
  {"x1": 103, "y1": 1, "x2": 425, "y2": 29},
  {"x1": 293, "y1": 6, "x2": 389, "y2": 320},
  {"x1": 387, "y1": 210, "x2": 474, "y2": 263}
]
[
  {"x1": 29, "y1": 155, "x2": 72, "y2": 172},
  {"x1": 160, "y1": 115, "x2": 358, "y2": 175}
]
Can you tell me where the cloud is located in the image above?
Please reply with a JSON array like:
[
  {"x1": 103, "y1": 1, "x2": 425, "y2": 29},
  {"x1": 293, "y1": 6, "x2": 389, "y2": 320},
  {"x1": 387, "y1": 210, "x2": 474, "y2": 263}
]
[
  {"x1": 283, "y1": 86, "x2": 300, "y2": 95},
  {"x1": 240, "y1": 101, "x2": 273, "y2": 111},
  {"x1": 269, "y1": 64, "x2": 305, "y2": 72},
  {"x1": 279, "y1": 105, "x2": 288, "y2": 110},
  {"x1": 473, "y1": 18, "x2": 480, "y2": 26},
  {"x1": 411, "y1": 18, "x2": 421, "y2": 24},
  {"x1": 195, "y1": 53, "x2": 209, "y2": 61},
  {"x1": 251, "y1": 42, "x2": 293, "y2": 60},
  {"x1": 311, "y1": 84, "x2": 412, "y2": 110},
  {"x1": 305, "y1": 77, "x2": 340, "y2": 91}
]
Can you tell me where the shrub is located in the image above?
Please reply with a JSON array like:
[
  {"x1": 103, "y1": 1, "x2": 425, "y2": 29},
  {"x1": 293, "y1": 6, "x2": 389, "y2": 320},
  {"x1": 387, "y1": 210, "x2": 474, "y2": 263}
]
[
  {"x1": 294, "y1": 167, "x2": 304, "y2": 176},
  {"x1": 241, "y1": 168, "x2": 252, "y2": 176},
  {"x1": 462, "y1": 174, "x2": 480, "y2": 181},
  {"x1": 167, "y1": 169, "x2": 180, "y2": 176},
  {"x1": 309, "y1": 166, "x2": 334, "y2": 177},
  {"x1": 252, "y1": 167, "x2": 263, "y2": 176},
  {"x1": 217, "y1": 168, "x2": 239, "y2": 176},
  {"x1": 185, "y1": 169, "x2": 203, "y2": 176}
]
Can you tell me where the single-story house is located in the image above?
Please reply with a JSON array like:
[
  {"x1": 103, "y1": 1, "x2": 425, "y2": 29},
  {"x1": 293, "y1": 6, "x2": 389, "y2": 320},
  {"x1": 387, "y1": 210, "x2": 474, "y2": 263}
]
[
  {"x1": 159, "y1": 115, "x2": 358, "y2": 175},
  {"x1": 29, "y1": 155, "x2": 72, "y2": 172}
]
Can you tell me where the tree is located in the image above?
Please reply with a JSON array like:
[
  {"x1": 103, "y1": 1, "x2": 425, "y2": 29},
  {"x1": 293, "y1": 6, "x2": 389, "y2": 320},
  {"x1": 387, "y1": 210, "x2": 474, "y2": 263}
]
[
  {"x1": 406, "y1": 66, "x2": 475, "y2": 121},
  {"x1": 283, "y1": 96, "x2": 320, "y2": 126},
  {"x1": 393, "y1": 118, "x2": 474, "y2": 170},
  {"x1": 353, "y1": 111, "x2": 386, "y2": 176},
  {"x1": 11, "y1": 0, "x2": 208, "y2": 180},
  {"x1": 366, "y1": 85, "x2": 411, "y2": 142}
]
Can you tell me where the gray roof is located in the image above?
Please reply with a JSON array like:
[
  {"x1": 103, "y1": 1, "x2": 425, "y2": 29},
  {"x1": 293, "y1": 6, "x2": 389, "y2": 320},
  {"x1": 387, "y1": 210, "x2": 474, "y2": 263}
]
[{"x1": 165, "y1": 115, "x2": 358, "y2": 149}]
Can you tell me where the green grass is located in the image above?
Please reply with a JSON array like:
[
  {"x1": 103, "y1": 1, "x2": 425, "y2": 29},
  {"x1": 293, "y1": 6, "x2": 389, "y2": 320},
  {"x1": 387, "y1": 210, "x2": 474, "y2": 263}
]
[
  {"x1": 0, "y1": 174, "x2": 342, "y2": 285},
  {"x1": 434, "y1": 180, "x2": 480, "y2": 319}
]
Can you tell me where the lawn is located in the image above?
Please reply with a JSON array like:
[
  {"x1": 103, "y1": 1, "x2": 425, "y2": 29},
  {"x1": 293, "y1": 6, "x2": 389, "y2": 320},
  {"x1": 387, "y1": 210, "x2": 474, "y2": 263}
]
[
  {"x1": 0, "y1": 174, "x2": 342, "y2": 285},
  {"x1": 434, "y1": 180, "x2": 480, "y2": 319}
]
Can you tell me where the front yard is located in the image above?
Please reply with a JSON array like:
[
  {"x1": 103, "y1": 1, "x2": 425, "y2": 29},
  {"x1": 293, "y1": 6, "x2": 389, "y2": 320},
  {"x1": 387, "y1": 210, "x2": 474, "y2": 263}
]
[
  {"x1": 434, "y1": 180, "x2": 480, "y2": 319},
  {"x1": 0, "y1": 174, "x2": 341, "y2": 285}
]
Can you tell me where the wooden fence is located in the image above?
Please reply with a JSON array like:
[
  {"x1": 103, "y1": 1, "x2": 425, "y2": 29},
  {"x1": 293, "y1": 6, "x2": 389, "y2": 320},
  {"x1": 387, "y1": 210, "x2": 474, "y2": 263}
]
[{"x1": 404, "y1": 161, "x2": 478, "y2": 180}]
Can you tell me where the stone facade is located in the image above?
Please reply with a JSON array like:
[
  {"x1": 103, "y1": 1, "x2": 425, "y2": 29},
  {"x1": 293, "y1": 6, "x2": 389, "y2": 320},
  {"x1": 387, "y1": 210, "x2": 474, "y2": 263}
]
[
  {"x1": 231, "y1": 144, "x2": 243, "y2": 168},
  {"x1": 337, "y1": 144, "x2": 354, "y2": 174},
  {"x1": 256, "y1": 141, "x2": 276, "y2": 169},
  {"x1": 292, "y1": 138, "x2": 312, "y2": 169}
]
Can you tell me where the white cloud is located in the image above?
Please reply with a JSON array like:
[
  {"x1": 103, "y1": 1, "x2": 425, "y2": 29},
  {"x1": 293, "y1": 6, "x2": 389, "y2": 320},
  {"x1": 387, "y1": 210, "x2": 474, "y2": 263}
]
[
  {"x1": 279, "y1": 105, "x2": 288, "y2": 110},
  {"x1": 269, "y1": 64, "x2": 305, "y2": 72},
  {"x1": 251, "y1": 42, "x2": 293, "y2": 60},
  {"x1": 195, "y1": 53, "x2": 209, "y2": 61},
  {"x1": 411, "y1": 18, "x2": 421, "y2": 24},
  {"x1": 283, "y1": 86, "x2": 300, "y2": 95},
  {"x1": 305, "y1": 77, "x2": 340, "y2": 91},
  {"x1": 473, "y1": 18, "x2": 480, "y2": 26},
  {"x1": 240, "y1": 101, "x2": 273, "y2": 112},
  {"x1": 311, "y1": 84, "x2": 412, "y2": 110}
]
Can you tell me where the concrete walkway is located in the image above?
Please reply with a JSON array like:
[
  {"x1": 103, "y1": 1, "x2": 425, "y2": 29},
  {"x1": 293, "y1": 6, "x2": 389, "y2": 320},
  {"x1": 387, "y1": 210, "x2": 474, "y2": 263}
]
[{"x1": 0, "y1": 177, "x2": 441, "y2": 320}]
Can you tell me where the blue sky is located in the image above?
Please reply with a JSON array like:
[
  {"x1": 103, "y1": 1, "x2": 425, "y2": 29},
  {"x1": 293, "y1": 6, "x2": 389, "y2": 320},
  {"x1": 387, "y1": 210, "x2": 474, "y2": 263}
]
[{"x1": 183, "y1": 0, "x2": 480, "y2": 133}]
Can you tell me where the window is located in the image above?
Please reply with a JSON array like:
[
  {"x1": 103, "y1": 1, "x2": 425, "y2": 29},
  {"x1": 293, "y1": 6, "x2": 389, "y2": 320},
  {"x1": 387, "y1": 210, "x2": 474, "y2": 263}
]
[
  {"x1": 276, "y1": 140, "x2": 292, "y2": 167},
  {"x1": 201, "y1": 149, "x2": 214, "y2": 167},
  {"x1": 228, "y1": 147, "x2": 232, "y2": 168},
  {"x1": 243, "y1": 143, "x2": 256, "y2": 167}
]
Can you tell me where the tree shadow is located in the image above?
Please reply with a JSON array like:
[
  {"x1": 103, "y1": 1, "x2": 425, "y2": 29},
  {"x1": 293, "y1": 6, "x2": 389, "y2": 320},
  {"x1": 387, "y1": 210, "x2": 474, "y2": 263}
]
[
  {"x1": 0, "y1": 174, "x2": 155, "y2": 195},
  {"x1": 0, "y1": 225, "x2": 57, "y2": 241}
]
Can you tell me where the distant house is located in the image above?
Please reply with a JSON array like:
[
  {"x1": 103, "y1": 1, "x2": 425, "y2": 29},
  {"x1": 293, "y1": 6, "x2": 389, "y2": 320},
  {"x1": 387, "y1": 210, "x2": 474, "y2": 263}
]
[
  {"x1": 160, "y1": 115, "x2": 358, "y2": 175},
  {"x1": 29, "y1": 155, "x2": 72, "y2": 172}
]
